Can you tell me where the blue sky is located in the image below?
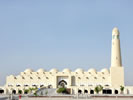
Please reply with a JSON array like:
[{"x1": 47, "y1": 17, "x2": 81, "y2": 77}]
[{"x1": 0, "y1": 0, "x2": 133, "y2": 85}]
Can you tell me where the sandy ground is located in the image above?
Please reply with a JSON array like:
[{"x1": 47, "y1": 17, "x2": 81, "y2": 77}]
[
  {"x1": 0, "y1": 95, "x2": 133, "y2": 100},
  {"x1": 20, "y1": 97, "x2": 133, "y2": 100}
]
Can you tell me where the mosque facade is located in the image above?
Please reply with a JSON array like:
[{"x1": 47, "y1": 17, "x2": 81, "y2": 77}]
[{"x1": 0, "y1": 27, "x2": 133, "y2": 94}]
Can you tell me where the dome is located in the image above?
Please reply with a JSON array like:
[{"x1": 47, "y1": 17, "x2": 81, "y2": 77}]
[
  {"x1": 10, "y1": 75, "x2": 14, "y2": 78},
  {"x1": 101, "y1": 68, "x2": 109, "y2": 74},
  {"x1": 37, "y1": 68, "x2": 46, "y2": 73},
  {"x1": 16, "y1": 75, "x2": 24, "y2": 79},
  {"x1": 62, "y1": 68, "x2": 71, "y2": 73},
  {"x1": 20, "y1": 72, "x2": 24, "y2": 75},
  {"x1": 112, "y1": 27, "x2": 119, "y2": 35},
  {"x1": 75, "y1": 68, "x2": 84, "y2": 73},
  {"x1": 9, "y1": 75, "x2": 16, "y2": 79},
  {"x1": 24, "y1": 69, "x2": 34, "y2": 73},
  {"x1": 88, "y1": 68, "x2": 97, "y2": 74},
  {"x1": 16, "y1": 75, "x2": 21, "y2": 78},
  {"x1": 50, "y1": 68, "x2": 58, "y2": 73}
]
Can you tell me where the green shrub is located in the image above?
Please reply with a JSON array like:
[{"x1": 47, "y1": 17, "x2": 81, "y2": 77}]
[
  {"x1": 34, "y1": 92, "x2": 38, "y2": 96},
  {"x1": 57, "y1": 88, "x2": 67, "y2": 93}
]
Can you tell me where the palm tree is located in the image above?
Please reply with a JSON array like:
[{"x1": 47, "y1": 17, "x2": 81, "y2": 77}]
[
  {"x1": 99, "y1": 85, "x2": 103, "y2": 91},
  {"x1": 120, "y1": 86, "x2": 124, "y2": 94},
  {"x1": 94, "y1": 86, "x2": 99, "y2": 94},
  {"x1": 94, "y1": 85, "x2": 103, "y2": 94},
  {"x1": 29, "y1": 88, "x2": 32, "y2": 93}
]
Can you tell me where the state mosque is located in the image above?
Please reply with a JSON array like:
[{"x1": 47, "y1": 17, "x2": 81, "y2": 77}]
[{"x1": 0, "y1": 27, "x2": 133, "y2": 94}]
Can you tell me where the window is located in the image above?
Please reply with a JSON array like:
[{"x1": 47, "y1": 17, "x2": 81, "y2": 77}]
[
  {"x1": 24, "y1": 84, "x2": 29, "y2": 87},
  {"x1": 16, "y1": 84, "x2": 21, "y2": 87},
  {"x1": 88, "y1": 84, "x2": 93, "y2": 86},
  {"x1": 117, "y1": 35, "x2": 119, "y2": 39},
  {"x1": 102, "y1": 77, "x2": 105, "y2": 79},
  {"x1": 32, "y1": 85, "x2": 37, "y2": 87},
  {"x1": 8, "y1": 84, "x2": 13, "y2": 87},
  {"x1": 14, "y1": 77, "x2": 17, "y2": 79},
  {"x1": 86, "y1": 77, "x2": 89, "y2": 79},
  {"x1": 94, "y1": 77, "x2": 97, "y2": 79},
  {"x1": 80, "y1": 84, "x2": 84, "y2": 86},
  {"x1": 40, "y1": 85, "x2": 44, "y2": 87},
  {"x1": 105, "y1": 84, "x2": 109, "y2": 86},
  {"x1": 113, "y1": 35, "x2": 115, "y2": 39}
]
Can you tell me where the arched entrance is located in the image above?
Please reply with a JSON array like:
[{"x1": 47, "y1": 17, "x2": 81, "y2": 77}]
[
  {"x1": 103, "y1": 89, "x2": 112, "y2": 94},
  {"x1": 115, "y1": 90, "x2": 118, "y2": 94},
  {"x1": 12, "y1": 90, "x2": 16, "y2": 94},
  {"x1": 24, "y1": 90, "x2": 28, "y2": 94},
  {"x1": 0, "y1": 89, "x2": 4, "y2": 94},
  {"x1": 90, "y1": 90, "x2": 94, "y2": 94},
  {"x1": 18, "y1": 90, "x2": 22, "y2": 94},
  {"x1": 48, "y1": 85, "x2": 53, "y2": 88},
  {"x1": 84, "y1": 90, "x2": 88, "y2": 93},
  {"x1": 78, "y1": 90, "x2": 82, "y2": 94},
  {"x1": 127, "y1": 89, "x2": 130, "y2": 94},
  {"x1": 58, "y1": 80, "x2": 67, "y2": 88}
]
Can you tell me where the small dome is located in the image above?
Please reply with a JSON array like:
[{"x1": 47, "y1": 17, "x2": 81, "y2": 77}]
[
  {"x1": 112, "y1": 27, "x2": 119, "y2": 35},
  {"x1": 101, "y1": 68, "x2": 109, "y2": 74},
  {"x1": 37, "y1": 68, "x2": 46, "y2": 73},
  {"x1": 9, "y1": 75, "x2": 16, "y2": 79},
  {"x1": 62, "y1": 68, "x2": 71, "y2": 73},
  {"x1": 24, "y1": 69, "x2": 34, "y2": 73},
  {"x1": 88, "y1": 68, "x2": 97, "y2": 74},
  {"x1": 50, "y1": 68, "x2": 58, "y2": 73},
  {"x1": 16, "y1": 75, "x2": 21, "y2": 78},
  {"x1": 75, "y1": 68, "x2": 84, "y2": 73},
  {"x1": 16, "y1": 75, "x2": 24, "y2": 79},
  {"x1": 20, "y1": 72, "x2": 24, "y2": 75},
  {"x1": 10, "y1": 75, "x2": 14, "y2": 78}
]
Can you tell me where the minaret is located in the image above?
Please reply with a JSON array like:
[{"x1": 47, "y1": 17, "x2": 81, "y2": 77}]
[
  {"x1": 111, "y1": 27, "x2": 122, "y2": 67},
  {"x1": 110, "y1": 27, "x2": 124, "y2": 87}
]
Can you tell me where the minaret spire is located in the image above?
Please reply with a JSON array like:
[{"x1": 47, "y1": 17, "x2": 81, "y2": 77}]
[
  {"x1": 110, "y1": 27, "x2": 124, "y2": 86},
  {"x1": 111, "y1": 27, "x2": 122, "y2": 67}
]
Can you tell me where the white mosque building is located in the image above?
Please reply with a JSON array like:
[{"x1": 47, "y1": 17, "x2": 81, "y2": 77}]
[{"x1": 0, "y1": 27, "x2": 133, "y2": 94}]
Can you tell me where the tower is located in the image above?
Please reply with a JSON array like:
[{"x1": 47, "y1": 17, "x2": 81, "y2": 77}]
[
  {"x1": 110, "y1": 27, "x2": 124, "y2": 87},
  {"x1": 111, "y1": 27, "x2": 122, "y2": 67}
]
